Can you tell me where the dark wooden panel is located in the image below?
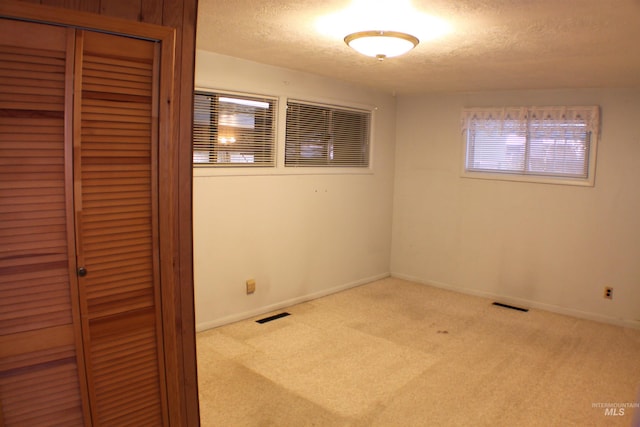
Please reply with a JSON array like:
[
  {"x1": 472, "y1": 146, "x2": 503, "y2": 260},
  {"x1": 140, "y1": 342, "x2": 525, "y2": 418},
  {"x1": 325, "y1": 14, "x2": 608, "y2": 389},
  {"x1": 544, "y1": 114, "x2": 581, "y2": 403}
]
[
  {"x1": 41, "y1": 0, "x2": 99, "y2": 13},
  {"x1": 100, "y1": 0, "x2": 142, "y2": 21},
  {"x1": 140, "y1": 0, "x2": 163, "y2": 24}
]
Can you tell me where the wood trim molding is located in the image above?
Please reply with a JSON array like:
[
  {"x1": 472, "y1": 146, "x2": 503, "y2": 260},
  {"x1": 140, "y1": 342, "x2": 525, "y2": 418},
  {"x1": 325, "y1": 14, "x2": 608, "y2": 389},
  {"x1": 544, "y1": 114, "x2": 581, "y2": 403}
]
[
  {"x1": 0, "y1": 1, "x2": 175, "y2": 41},
  {"x1": 161, "y1": 0, "x2": 199, "y2": 425}
]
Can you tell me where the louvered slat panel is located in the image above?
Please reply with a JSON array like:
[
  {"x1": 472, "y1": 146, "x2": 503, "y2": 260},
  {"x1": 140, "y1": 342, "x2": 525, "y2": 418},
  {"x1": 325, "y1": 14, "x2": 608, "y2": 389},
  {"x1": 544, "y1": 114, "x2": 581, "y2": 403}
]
[
  {"x1": 0, "y1": 344, "x2": 75, "y2": 373},
  {"x1": 0, "y1": 35, "x2": 68, "y2": 334},
  {"x1": 75, "y1": 30, "x2": 167, "y2": 424},
  {"x1": 82, "y1": 272, "x2": 152, "y2": 296},
  {"x1": 0, "y1": 19, "x2": 87, "y2": 426},
  {"x1": 0, "y1": 361, "x2": 84, "y2": 426},
  {"x1": 85, "y1": 246, "x2": 152, "y2": 267},
  {"x1": 87, "y1": 308, "x2": 162, "y2": 425}
]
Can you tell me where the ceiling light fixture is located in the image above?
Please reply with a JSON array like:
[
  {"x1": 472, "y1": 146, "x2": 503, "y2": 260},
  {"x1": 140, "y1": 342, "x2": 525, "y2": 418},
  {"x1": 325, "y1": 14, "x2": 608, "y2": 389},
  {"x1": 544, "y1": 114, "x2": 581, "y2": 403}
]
[{"x1": 344, "y1": 30, "x2": 419, "y2": 61}]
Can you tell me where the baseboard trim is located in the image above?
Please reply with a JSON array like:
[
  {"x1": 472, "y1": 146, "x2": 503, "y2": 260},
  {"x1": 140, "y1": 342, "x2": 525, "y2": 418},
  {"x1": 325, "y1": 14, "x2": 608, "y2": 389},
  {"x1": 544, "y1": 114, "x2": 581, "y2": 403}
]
[
  {"x1": 196, "y1": 272, "x2": 391, "y2": 332},
  {"x1": 391, "y1": 273, "x2": 640, "y2": 330}
]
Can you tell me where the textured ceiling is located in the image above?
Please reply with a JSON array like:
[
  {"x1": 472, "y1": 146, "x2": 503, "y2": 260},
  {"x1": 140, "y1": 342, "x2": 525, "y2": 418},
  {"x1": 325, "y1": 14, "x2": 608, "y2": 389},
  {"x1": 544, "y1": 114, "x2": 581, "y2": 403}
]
[{"x1": 196, "y1": 0, "x2": 640, "y2": 94}]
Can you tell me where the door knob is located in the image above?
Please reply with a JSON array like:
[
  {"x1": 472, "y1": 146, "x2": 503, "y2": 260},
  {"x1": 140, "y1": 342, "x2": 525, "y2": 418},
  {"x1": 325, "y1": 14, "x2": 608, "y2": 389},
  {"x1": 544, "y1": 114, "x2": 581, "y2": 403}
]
[{"x1": 78, "y1": 267, "x2": 88, "y2": 277}]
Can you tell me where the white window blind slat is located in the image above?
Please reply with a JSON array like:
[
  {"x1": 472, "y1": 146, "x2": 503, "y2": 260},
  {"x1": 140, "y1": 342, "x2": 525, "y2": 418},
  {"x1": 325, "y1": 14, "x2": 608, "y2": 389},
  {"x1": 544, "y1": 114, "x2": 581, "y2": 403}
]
[
  {"x1": 193, "y1": 91, "x2": 276, "y2": 167},
  {"x1": 285, "y1": 101, "x2": 370, "y2": 167}
]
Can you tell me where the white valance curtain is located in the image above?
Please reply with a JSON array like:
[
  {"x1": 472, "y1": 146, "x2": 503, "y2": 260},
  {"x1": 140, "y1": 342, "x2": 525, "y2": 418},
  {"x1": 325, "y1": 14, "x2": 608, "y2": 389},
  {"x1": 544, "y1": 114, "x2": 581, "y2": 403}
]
[{"x1": 461, "y1": 106, "x2": 600, "y2": 137}]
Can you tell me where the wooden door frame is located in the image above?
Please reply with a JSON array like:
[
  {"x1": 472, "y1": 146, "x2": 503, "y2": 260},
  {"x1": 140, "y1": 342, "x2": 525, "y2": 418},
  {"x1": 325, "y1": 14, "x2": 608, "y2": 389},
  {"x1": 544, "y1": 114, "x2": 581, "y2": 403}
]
[{"x1": 0, "y1": 2, "x2": 198, "y2": 426}]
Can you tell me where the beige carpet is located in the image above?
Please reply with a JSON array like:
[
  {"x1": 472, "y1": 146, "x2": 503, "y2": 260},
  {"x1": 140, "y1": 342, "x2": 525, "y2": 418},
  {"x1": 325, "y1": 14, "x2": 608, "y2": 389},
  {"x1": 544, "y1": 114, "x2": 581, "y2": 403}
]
[{"x1": 196, "y1": 278, "x2": 640, "y2": 426}]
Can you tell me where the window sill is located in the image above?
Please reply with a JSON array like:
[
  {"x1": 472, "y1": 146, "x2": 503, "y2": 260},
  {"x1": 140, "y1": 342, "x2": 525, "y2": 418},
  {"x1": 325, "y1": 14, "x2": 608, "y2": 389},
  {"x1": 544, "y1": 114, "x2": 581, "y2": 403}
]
[
  {"x1": 460, "y1": 170, "x2": 595, "y2": 187},
  {"x1": 193, "y1": 166, "x2": 374, "y2": 178}
]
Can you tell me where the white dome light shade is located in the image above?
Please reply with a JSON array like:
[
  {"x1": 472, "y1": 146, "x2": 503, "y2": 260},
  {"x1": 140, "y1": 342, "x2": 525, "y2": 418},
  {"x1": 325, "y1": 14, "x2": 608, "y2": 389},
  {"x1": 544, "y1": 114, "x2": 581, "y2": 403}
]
[{"x1": 344, "y1": 31, "x2": 419, "y2": 60}]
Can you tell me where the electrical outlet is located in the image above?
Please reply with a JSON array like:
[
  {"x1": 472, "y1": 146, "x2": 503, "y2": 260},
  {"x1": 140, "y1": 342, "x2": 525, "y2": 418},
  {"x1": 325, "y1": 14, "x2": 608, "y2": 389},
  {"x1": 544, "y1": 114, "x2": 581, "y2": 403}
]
[
  {"x1": 246, "y1": 279, "x2": 256, "y2": 294},
  {"x1": 604, "y1": 287, "x2": 613, "y2": 299}
]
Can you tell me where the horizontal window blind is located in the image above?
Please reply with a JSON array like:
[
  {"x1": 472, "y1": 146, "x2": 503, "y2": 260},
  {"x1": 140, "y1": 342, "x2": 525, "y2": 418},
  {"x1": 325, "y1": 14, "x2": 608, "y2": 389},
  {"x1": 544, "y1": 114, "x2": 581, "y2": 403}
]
[
  {"x1": 285, "y1": 101, "x2": 370, "y2": 167},
  {"x1": 193, "y1": 91, "x2": 276, "y2": 166},
  {"x1": 462, "y1": 106, "x2": 599, "y2": 181}
]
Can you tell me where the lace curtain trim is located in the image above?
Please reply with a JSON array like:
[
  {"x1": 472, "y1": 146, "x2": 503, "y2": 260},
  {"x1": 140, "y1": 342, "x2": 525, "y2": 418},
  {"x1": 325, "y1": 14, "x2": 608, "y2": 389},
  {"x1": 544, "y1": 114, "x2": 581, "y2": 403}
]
[{"x1": 461, "y1": 106, "x2": 600, "y2": 135}]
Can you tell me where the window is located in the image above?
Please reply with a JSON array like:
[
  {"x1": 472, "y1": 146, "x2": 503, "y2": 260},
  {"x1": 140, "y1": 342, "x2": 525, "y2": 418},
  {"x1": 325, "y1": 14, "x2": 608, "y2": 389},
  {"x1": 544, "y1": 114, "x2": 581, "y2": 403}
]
[
  {"x1": 193, "y1": 91, "x2": 276, "y2": 166},
  {"x1": 285, "y1": 100, "x2": 371, "y2": 167},
  {"x1": 461, "y1": 106, "x2": 600, "y2": 185}
]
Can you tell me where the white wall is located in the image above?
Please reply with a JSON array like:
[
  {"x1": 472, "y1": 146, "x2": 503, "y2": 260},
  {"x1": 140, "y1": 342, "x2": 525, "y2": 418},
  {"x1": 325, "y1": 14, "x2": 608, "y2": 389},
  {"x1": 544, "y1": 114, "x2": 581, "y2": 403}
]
[
  {"x1": 391, "y1": 88, "x2": 640, "y2": 328},
  {"x1": 194, "y1": 50, "x2": 397, "y2": 330}
]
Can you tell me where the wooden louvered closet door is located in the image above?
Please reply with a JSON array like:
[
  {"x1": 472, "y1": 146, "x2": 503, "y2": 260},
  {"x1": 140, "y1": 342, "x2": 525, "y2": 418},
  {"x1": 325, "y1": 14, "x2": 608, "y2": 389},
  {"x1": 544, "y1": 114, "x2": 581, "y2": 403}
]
[
  {"x1": 0, "y1": 19, "x2": 89, "y2": 426},
  {"x1": 73, "y1": 30, "x2": 167, "y2": 426},
  {"x1": 1, "y1": 18, "x2": 168, "y2": 427}
]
